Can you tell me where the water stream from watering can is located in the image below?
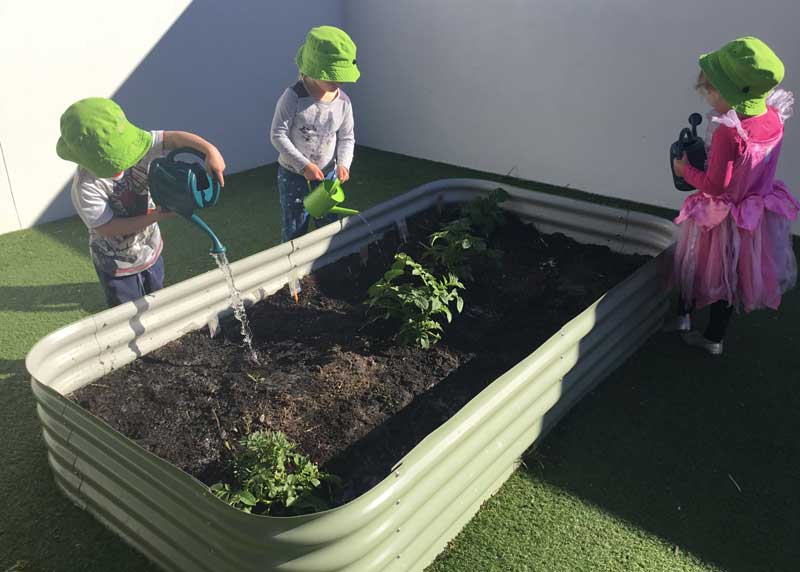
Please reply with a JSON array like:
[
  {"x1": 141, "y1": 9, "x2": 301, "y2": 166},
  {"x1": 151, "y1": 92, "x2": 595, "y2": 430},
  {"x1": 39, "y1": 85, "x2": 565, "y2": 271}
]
[
  {"x1": 211, "y1": 252, "x2": 259, "y2": 363},
  {"x1": 355, "y1": 213, "x2": 377, "y2": 239}
]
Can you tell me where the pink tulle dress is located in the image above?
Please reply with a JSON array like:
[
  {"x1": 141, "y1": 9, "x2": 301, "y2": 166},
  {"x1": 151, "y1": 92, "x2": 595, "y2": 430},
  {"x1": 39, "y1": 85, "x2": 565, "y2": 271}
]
[{"x1": 673, "y1": 89, "x2": 800, "y2": 312}]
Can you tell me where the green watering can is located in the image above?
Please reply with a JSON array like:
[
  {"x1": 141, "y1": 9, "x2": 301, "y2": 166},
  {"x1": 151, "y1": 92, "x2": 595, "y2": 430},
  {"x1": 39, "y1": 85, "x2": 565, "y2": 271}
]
[{"x1": 304, "y1": 178, "x2": 359, "y2": 218}]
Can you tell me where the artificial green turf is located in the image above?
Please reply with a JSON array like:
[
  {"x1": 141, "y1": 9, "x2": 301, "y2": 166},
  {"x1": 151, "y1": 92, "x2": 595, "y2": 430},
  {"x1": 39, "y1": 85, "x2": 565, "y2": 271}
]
[
  {"x1": 2, "y1": 147, "x2": 797, "y2": 571},
  {"x1": 428, "y1": 292, "x2": 800, "y2": 572}
]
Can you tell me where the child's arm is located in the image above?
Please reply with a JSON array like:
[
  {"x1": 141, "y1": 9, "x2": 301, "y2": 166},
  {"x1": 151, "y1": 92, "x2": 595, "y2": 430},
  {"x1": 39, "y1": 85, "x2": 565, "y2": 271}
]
[
  {"x1": 73, "y1": 178, "x2": 175, "y2": 238},
  {"x1": 676, "y1": 126, "x2": 738, "y2": 196},
  {"x1": 335, "y1": 99, "x2": 355, "y2": 182},
  {"x1": 270, "y1": 90, "x2": 324, "y2": 180},
  {"x1": 95, "y1": 209, "x2": 174, "y2": 237},
  {"x1": 164, "y1": 131, "x2": 226, "y2": 186}
]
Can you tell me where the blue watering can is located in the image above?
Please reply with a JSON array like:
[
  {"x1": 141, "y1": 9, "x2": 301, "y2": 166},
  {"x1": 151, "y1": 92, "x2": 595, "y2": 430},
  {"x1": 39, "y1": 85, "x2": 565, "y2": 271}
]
[{"x1": 148, "y1": 147, "x2": 226, "y2": 253}]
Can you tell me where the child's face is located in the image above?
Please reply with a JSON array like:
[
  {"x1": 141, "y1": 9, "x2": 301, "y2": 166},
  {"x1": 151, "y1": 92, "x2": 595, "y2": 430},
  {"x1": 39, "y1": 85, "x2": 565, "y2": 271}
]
[
  {"x1": 313, "y1": 79, "x2": 341, "y2": 93},
  {"x1": 696, "y1": 72, "x2": 732, "y2": 115},
  {"x1": 702, "y1": 85, "x2": 732, "y2": 115}
]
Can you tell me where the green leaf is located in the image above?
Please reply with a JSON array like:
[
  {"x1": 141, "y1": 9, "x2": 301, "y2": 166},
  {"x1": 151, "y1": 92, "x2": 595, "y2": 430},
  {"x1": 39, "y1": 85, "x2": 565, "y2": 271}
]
[
  {"x1": 456, "y1": 297, "x2": 464, "y2": 313},
  {"x1": 384, "y1": 268, "x2": 405, "y2": 280},
  {"x1": 239, "y1": 491, "x2": 257, "y2": 506}
]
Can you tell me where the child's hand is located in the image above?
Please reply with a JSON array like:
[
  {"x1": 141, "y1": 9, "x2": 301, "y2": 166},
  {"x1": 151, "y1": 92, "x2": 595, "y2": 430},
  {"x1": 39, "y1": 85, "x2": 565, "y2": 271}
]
[
  {"x1": 164, "y1": 132, "x2": 226, "y2": 186},
  {"x1": 337, "y1": 165, "x2": 350, "y2": 183},
  {"x1": 303, "y1": 163, "x2": 325, "y2": 181},
  {"x1": 205, "y1": 147, "x2": 226, "y2": 187},
  {"x1": 673, "y1": 153, "x2": 688, "y2": 177}
]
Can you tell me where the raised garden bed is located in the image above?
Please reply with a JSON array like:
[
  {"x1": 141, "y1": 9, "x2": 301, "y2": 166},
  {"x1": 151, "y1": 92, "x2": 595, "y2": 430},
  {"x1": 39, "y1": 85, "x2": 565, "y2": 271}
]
[
  {"x1": 70, "y1": 201, "x2": 647, "y2": 508},
  {"x1": 27, "y1": 179, "x2": 676, "y2": 572}
]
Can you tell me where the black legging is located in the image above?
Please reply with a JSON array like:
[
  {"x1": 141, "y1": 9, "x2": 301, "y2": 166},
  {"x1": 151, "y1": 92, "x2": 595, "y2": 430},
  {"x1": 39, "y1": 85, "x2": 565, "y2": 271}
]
[
  {"x1": 704, "y1": 301, "x2": 735, "y2": 342},
  {"x1": 678, "y1": 297, "x2": 734, "y2": 343}
]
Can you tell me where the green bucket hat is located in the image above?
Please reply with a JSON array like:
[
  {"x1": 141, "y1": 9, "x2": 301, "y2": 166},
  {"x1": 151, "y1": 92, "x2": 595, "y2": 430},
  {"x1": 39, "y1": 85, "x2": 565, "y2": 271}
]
[
  {"x1": 57, "y1": 98, "x2": 152, "y2": 178},
  {"x1": 699, "y1": 36, "x2": 784, "y2": 115},
  {"x1": 295, "y1": 26, "x2": 360, "y2": 83}
]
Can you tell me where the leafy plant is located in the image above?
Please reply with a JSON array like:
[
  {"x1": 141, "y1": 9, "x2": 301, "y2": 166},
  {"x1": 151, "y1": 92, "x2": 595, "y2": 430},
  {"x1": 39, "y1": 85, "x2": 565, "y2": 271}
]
[
  {"x1": 423, "y1": 218, "x2": 502, "y2": 280},
  {"x1": 211, "y1": 430, "x2": 334, "y2": 515},
  {"x1": 366, "y1": 253, "x2": 465, "y2": 349},
  {"x1": 459, "y1": 188, "x2": 511, "y2": 237}
]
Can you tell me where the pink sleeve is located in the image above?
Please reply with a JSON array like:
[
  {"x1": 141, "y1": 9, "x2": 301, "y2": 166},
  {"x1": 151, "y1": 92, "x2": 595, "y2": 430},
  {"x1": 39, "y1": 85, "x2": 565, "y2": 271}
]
[{"x1": 682, "y1": 125, "x2": 738, "y2": 196}]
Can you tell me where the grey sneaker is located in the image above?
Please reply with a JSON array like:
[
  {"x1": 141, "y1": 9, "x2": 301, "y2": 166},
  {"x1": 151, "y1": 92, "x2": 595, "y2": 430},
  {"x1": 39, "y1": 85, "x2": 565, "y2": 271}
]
[
  {"x1": 681, "y1": 330, "x2": 723, "y2": 356},
  {"x1": 664, "y1": 314, "x2": 691, "y2": 333}
]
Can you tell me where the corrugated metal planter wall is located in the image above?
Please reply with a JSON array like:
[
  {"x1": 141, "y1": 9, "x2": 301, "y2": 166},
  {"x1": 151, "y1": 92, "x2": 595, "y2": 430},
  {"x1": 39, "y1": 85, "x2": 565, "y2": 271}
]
[{"x1": 27, "y1": 180, "x2": 677, "y2": 572}]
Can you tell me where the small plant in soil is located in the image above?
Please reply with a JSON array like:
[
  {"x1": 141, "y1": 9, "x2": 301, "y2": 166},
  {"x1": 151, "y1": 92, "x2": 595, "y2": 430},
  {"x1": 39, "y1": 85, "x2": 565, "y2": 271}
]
[
  {"x1": 459, "y1": 187, "x2": 511, "y2": 237},
  {"x1": 211, "y1": 430, "x2": 335, "y2": 515},
  {"x1": 423, "y1": 218, "x2": 502, "y2": 281},
  {"x1": 366, "y1": 253, "x2": 465, "y2": 349}
]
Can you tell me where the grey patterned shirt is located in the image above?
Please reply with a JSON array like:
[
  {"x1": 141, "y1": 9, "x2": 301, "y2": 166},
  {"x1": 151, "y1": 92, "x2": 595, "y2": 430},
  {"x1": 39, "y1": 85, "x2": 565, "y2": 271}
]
[
  {"x1": 270, "y1": 80, "x2": 355, "y2": 174},
  {"x1": 71, "y1": 131, "x2": 165, "y2": 276}
]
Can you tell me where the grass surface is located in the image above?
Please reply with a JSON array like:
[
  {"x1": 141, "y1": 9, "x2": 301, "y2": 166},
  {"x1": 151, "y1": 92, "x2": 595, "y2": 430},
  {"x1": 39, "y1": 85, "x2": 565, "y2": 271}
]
[{"x1": 2, "y1": 147, "x2": 797, "y2": 572}]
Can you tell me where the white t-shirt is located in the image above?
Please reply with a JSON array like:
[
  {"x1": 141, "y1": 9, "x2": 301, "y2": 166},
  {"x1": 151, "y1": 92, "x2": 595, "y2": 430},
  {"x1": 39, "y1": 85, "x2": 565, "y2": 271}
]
[{"x1": 71, "y1": 130, "x2": 166, "y2": 276}]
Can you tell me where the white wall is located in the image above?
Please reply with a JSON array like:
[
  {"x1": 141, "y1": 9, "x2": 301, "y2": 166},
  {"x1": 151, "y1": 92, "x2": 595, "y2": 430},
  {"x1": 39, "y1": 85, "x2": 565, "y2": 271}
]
[
  {"x1": 0, "y1": 0, "x2": 343, "y2": 233},
  {"x1": 344, "y1": 0, "x2": 800, "y2": 231},
  {"x1": 3, "y1": 1, "x2": 798, "y2": 235}
]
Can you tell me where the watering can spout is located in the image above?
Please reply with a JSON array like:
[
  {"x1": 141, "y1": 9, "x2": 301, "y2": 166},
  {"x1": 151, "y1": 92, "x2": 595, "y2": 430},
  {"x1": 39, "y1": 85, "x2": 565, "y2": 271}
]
[
  {"x1": 330, "y1": 205, "x2": 359, "y2": 216},
  {"x1": 189, "y1": 214, "x2": 226, "y2": 254}
]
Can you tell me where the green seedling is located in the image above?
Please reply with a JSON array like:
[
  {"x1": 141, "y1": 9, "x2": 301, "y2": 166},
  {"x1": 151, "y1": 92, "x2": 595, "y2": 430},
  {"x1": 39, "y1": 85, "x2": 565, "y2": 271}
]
[
  {"x1": 366, "y1": 253, "x2": 465, "y2": 349},
  {"x1": 211, "y1": 430, "x2": 336, "y2": 515},
  {"x1": 424, "y1": 218, "x2": 502, "y2": 280}
]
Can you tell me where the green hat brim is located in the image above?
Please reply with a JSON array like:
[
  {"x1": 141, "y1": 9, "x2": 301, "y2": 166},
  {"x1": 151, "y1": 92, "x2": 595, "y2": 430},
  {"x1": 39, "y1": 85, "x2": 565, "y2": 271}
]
[{"x1": 699, "y1": 50, "x2": 768, "y2": 116}]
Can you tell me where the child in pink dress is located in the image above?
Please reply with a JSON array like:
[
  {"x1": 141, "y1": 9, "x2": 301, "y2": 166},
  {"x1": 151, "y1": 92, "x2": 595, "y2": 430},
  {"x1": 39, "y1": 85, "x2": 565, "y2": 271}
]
[{"x1": 671, "y1": 36, "x2": 799, "y2": 355}]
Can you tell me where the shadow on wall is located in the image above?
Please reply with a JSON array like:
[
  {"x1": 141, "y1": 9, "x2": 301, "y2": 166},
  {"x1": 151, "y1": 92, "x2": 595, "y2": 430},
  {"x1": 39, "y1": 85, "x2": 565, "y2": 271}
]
[{"x1": 34, "y1": 0, "x2": 344, "y2": 228}]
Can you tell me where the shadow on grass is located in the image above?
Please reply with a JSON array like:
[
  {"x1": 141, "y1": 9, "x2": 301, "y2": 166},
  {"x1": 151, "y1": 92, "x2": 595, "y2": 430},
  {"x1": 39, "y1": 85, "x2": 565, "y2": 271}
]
[
  {"x1": 0, "y1": 358, "x2": 26, "y2": 381},
  {"x1": 0, "y1": 283, "x2": 105, "y2": 314},
  {"x1": 429, "y1": 242, "x2": 799, "y2": 571},
  {"x1": 522, "y1": 305, "x2": 800, "y2": 572},
  {"x1": 0, "y1": 373, "x2": 160, "y2": 572}
]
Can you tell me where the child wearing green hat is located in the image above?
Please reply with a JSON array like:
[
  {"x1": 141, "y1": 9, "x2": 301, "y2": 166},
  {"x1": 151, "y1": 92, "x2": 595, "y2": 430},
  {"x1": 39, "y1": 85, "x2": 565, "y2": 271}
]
[
  {"x1": 58, "y1": 97, "x2": 227, "y2": 308},
  {"x1": 270, "y1": 25, "x2": 360, "y2": 242},
  {"x1": 670, "y1": 37, "x2": 799, "y2": 355}
]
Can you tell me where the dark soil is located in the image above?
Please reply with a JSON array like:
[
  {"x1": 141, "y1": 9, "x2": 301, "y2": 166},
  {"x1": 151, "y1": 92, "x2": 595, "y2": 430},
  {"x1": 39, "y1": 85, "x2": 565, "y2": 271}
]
[{"x1": 71, "y1": 207, "x2": 648, "y2": 508}]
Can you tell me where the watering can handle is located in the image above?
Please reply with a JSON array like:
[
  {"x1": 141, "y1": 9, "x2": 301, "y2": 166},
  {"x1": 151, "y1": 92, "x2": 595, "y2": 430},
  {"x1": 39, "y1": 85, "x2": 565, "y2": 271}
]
[
  {"x1": 678, "y1": 127, "x2": 694, "y2": 148},
  {"x1": 166, "y1": 147, "x2": 206, "y2": 162},
  {"x1": 307, "y1": 177, "x2": 342, "y2": 191},
  {"x1": 167, "y1": 147, "x2": 221, "y2": 192},
  {"x1": 688, "y1": 112, "x2": 703, "y2": 137}
]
